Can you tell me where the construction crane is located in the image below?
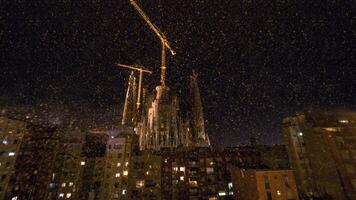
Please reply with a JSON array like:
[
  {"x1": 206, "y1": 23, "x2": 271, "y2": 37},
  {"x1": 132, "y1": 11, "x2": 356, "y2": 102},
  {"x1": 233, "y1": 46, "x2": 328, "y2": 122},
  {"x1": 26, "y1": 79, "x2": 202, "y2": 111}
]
[
  {"x1": 117, "y1": 64, "x2": 152, "y2": 110},
  {"x1": 130, "y1": 0, "x2": 176, "y2": 86}
]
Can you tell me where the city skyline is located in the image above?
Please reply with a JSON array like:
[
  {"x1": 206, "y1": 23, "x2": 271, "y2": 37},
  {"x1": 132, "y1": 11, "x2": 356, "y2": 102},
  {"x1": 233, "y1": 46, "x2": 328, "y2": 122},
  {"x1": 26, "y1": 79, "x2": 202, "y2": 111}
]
[{"x1": 1, "y1": 0, "x2": 355, "y2": 145}]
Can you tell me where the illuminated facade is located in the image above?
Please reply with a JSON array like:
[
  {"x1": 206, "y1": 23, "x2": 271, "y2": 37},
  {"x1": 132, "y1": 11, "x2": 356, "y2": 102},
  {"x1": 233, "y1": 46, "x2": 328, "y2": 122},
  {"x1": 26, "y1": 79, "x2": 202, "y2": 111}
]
[
  {"x1": 283, "y1": 110, "x2": 356, "y2": 199},
  {"x1": 121, "y1": 72, "x2": 137, "y2": 126},
  {"x1": 99, "y1": 132, "x2": 137, "y2": 200},
  {"x1": 229, "y1": 166, "x2": 299, "y2": 200},
  {"x1": 0, "y1": 117, "x2": 27, "y2": 200},
  {"x1": 135, "y1": 72, "x2": 210, "y2": 150},
  {"x1": 127, "y1": 150, "x2": 162, "y2": 199},
  {"x1": 4, "y1": 122, "x2": 61, "y2": 200},
  {"x1": 160, "y1": 148, "x2": 234, "y2": 200},
  {"x1": 55, "y1": 129, "x2": 85, "y2": 200}
]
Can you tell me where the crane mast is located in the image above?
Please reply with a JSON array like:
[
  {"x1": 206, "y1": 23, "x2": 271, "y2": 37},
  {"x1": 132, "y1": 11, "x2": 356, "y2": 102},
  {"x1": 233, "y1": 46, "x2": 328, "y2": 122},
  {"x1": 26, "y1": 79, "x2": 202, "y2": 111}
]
[
  {"x1": 117, "y1": 64, "x2": 152, "y2": 110},
  {"x1": 130, "y1": 0, "x2": 175, "y2": 86}
]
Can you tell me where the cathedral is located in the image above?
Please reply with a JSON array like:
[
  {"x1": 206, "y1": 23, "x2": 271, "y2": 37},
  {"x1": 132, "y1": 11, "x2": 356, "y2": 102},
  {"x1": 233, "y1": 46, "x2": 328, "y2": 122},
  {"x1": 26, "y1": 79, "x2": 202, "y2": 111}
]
[{"x1": 121, "y1": 71, "x2": 210, "y2": 150}]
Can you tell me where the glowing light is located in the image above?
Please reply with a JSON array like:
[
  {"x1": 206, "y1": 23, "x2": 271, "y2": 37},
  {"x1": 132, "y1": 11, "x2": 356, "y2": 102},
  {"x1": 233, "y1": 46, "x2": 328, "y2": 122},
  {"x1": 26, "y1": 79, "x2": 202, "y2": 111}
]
[
  {"x1": 339, "y1": 119, "x2": 349, "y2": 123},
  {"x1": 61, "y1": 183, "x2": 66, "y2": 187},
  {"x1": 179, "y1": 167, "x2": 185, "y2": 172},
  {"x1": 136, "y1": 180, "x2": 144, "y2": 188},
  {"x1": 218, "y1": 191, "x2": 226, "y2": 196},
  {"x1": 277, "y1": 190, "x2": 281, "y2": 196},
  {"x1": 298, "y1": 132, "x2": 303, "y2": 136},
  {"x1": 228, "y1": 182, "x2": 233, "y2": 189},
  {"x1": 180, "y1": 176, "x2": 184, "y2": 181},
  {"x1": 324, "y1": 128, "x2": 337, "y2": 132},
  {"x1": 117, "y1": 162, "x2": 121, "y2": 167},
  {"x1": 69, "y1": 182, "x2": 73, "y2": 187},
  {"x1": 80, "y1": 161, "x2": 85, "y2": 166},
  {"x1": 59, "y1": 193, "x2": 64, "y2": 198},
  {"x1": 2, "y1": 139, "x2": 8, "y2": 145},
  {"x1": 8, "y1": 152, "x2": 15, "y2": 156},
  {"x1": 122, "y1": 189, "x2": 127, "y2": 195},
  {"x1": 123, "y1": 170, "x2": 128, "y2": 176},
  {"x1": 115, "y1": 173, "x2": 121, "y2": 178},
  {"x1": 66, "y1": 193, "x2": 71, "y2": 198},
  {"x1": 189, "y1": 180, "x2": 198, "y2": 186}
]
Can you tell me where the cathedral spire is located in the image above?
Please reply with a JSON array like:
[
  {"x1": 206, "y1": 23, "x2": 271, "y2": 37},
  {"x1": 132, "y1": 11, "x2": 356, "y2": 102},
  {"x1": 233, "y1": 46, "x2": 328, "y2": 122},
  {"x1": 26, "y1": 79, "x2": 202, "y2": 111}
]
[
  {"x1": 121, "y1": 72, "x2": 137, "y2": 126},
  {"x1": 190, "y1": 70, "x2": 210, "y2": 146}
]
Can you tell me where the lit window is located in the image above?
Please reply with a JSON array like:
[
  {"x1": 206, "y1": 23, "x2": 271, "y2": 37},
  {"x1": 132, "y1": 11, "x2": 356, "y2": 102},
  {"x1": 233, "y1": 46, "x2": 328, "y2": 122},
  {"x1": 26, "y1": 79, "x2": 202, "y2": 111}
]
[
  {"x1": 218, "y1": 191, "x2": 226, "y2": 196},
  {"x1": 123, "y1": 170, "x2": 128, "y2": 176},
  {"x1": 173, "y1": 167, "x2": 178, "y2": 171},
  {"x1": 324, "y1": 128, "x2": 337, "y2": 132},
  {"x1": 180, "y1": 176, "x2": 184, "y2": 181},
  {"x1": 80, "y1": 161, "x2": 85, "y2": 166},
  {"x1": 298, "y1": 132, "x2": 303, "y2": 136},
  {"x1": 145, "y1": 171, "x2": 150, "y2": 175},
  {"x1": 11, "y1": 197, "x2": 18, "y2": 200},
  {"x1": 179, "y1": 167, "x2": 185, "y2": 172},
  {"x1": 2, "y1": 139, "x2": 8, "y2": 145},
  {"x1": 125, "y1": 162, "x2": 129, "y2": 167},
  {"x1": 117, "y1": 162, "x2": 121, "y2": 167},
  {"x1": 339, "y1": 119, "x2": 349, "y2": 124},
  {"x1": 206, "y1": 167, "x2": 214, "y2": 174},
  {"x1": 8, "y1": 152, "x2": 15, "y2": 157},
  {"x1": 122, "y1": 189, "x2": 127, "y2": 195},
  {"x1": 61, "y1": 183, "x2": 66, "y2": 187},
  {"x1": 59, "y1": 193, "x2": 64, "y2": 198},
  {"x1": 115, "y1": 173, "x2": 121, "y2": 178},
  {"x1": 228, "y1": 182, "x2": 233, "y2": 189},
  {"x1": 164, "y1": 159, "x2": 168, "y2": 163},
  {"x1": 66, "y1": 193, "x2": 71, "y2": 198},
  {"x1": 189, "y1": 180, "x2": 198, "y2": 186},
  {"x1": 229, "y1": 191, "x2": 234, "y2": 195},
  {"x1": 136, "y1": 180, "x2": 144, "y2": 188},
  {"x1": 277, "y1": 190, "x2": 281, "y2": 196},
  {"x1": 69, "y1": 182, "x2": 73, "y2": 187}
]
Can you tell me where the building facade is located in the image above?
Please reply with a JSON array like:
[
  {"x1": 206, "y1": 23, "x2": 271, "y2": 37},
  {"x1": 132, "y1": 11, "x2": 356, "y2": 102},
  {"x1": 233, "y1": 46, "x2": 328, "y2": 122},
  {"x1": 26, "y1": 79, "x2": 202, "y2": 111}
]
[
  {"x1": 229, "y1": 166, "x2": 299, "y2": 200},
  {"x1": 283, "y1": 110, "x2": 356, "y2": 199},
  {"x1": 134, "y1": 72, "x2": 210, "y2": 150},
  {"x1": 4, "y1": 122, "x2": 61, "y2": 200},
  {"x1": 0, "y1": 117, "x2": 27, "y2": 200}
]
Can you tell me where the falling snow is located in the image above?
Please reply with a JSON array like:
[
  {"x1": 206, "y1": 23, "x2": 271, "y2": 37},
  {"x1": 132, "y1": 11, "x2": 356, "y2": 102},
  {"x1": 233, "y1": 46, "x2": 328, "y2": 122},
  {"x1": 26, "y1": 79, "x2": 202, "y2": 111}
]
[{"x1": 0, "y1": 0, "x2": 355, "y2": 146}]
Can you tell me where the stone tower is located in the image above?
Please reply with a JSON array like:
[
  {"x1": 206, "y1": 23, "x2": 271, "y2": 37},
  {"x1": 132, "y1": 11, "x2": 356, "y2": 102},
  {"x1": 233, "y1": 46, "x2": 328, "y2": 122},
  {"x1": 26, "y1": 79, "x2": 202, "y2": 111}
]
[{"x1": 121, "y1": 72, "x2": 137, "y2": 126}]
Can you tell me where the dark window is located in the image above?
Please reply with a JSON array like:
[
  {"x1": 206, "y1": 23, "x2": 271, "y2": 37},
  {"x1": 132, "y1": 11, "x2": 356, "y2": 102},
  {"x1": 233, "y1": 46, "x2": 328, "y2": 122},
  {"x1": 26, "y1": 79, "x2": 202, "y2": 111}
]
[
  {"x1": 284, "y1": 175, "x2": 290, "y2": 187},
  {"x1": 267, "y1": 191, "x2": 272, "y2": 200},
  {"x1": 264, "y1": 176, "x2": 270, "y2": 189}
]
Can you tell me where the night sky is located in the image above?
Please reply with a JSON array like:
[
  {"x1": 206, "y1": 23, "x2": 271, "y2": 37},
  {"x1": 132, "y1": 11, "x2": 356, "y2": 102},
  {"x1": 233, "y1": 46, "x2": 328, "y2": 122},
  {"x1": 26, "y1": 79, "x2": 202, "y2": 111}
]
[{"x1": 1, "y1": 0, "x2": 355, "y2": 145}]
